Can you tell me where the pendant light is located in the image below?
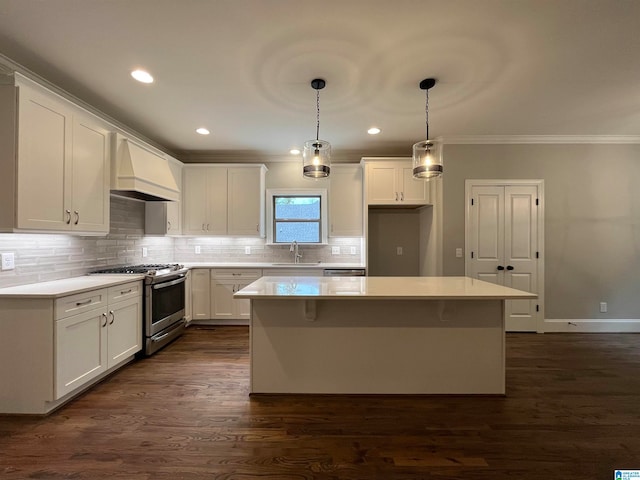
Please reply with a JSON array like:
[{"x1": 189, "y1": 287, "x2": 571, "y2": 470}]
[
  {"x1": 412, "y1": 78, "x2": 443, "y2": 179},
  {"x1": 303, "y1": 78, "x2": 331, "y2": 178}
]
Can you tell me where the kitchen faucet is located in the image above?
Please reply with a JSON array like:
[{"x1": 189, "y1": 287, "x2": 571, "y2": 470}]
[{"x1": 290, "y1": 241, "x2": 302, "y2": 264}]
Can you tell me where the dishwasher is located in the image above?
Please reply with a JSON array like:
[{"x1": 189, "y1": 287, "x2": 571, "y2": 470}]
[{"x1": 323, "y1": 268, "x2": 366, "y2": 277}]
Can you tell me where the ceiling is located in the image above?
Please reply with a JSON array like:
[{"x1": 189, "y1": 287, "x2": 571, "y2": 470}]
[{"x1": 1, "y1": 0, "x2": 639, "y2": 160}]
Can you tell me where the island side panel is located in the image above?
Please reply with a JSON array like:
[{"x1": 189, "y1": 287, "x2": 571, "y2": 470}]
[{"x1": 249, "y1": 298, "x2": 505, "y2": 395}]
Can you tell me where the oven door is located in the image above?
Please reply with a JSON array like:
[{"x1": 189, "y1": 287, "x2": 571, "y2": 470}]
[{"x1": 146, "y1": 274, "x2": 186, "y2": 337}]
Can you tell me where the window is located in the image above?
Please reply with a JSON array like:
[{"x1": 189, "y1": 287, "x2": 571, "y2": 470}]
[{"x1": 267, "y1": 189, "x2": 328, "y2": 244}]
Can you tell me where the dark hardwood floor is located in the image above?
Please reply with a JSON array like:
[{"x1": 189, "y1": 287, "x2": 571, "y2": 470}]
[{"x1": 2, "y1": 326, "x2": 640, "y2": 479}]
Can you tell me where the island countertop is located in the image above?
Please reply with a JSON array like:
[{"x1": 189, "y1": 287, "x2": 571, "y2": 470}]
[{"x1": 235, "y1": 275, "x2": 537, "y2": 300}]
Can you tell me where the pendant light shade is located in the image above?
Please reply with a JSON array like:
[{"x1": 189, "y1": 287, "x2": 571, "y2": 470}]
[
  {"x1": 412, "y1": 78, "x2": 443, "y2": 180},
  {"x1": 303, "y1": 78, "x2": 331, "y2": 178}
]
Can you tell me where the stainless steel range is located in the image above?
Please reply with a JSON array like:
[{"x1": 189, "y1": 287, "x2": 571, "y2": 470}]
[{"x1": 90, "y1": 263, "x2": 187, "y2": 355}]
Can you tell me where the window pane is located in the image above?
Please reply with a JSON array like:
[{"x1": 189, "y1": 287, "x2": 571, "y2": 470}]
[
  {"x1": 275, "y1": 221, "x2": 320, "y2": 243},
  {"x1": 274, "y1": 196, "x2": 320, "y2": 220}
]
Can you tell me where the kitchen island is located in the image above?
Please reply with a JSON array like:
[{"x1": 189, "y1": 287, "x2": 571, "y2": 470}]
[{"x1": 235, "y1": 276, "x2": 537, "y2": 395}]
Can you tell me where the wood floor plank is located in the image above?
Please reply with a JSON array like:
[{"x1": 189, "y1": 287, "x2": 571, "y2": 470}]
[{"x1": 1, "y1": 326, "x2": 640, "y2": 479}]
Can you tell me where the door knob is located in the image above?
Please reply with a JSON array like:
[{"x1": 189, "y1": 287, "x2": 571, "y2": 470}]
[
  {"x1": 497, "y1": 265, "x2": 505, "y2": 271},
  {"x1": 506, "y1": 265, "x2": 514, "y2": 271}
]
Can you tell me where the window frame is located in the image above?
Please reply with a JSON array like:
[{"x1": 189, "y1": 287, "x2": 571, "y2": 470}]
[{"x1": 266, "y1": 188, "x2": 328, "y2": 245}]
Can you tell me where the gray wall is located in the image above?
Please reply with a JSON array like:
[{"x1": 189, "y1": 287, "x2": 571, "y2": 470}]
[
  {"x1": 442, "y1": 143, "x2": 640, "y2": 319},
  {"x1": 368, "y1": 208, "x2": 420, "y2": 276}
]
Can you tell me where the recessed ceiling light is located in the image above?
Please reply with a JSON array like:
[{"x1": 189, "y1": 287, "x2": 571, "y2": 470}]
[
  {"x1": 290, "y1": 148, "x2": 301, "y2": 155},
  {"x1": 131, "y1": 69, "x2": 154, "y2": 84},
  {"x1": 196, "y1": 127, "x2": 210, "y2": 135},
  {"x1": 367, "y1": 127, "x2": 381, "y2": 135}
]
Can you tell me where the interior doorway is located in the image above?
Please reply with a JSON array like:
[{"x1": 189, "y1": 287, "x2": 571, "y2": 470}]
[{"x1": 465, "y1": 180, "x2": 545, "y2": 332}]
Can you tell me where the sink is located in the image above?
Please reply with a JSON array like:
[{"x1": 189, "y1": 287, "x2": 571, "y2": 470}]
[{"x1": 270, "y1": 262, "x2": 322, "y2": 266}]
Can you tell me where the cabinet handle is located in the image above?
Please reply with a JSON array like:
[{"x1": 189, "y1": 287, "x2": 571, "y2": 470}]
[
  {"x1": 76, "y1": 299, "x2": 92, "y2": 306},
  {"x1": 395, "y1": 192, "x2": 398, "y2": 201},
  {"x1": 109, "y1": 310, "x2": 115, "y2": 325},
  {"x1": 400, "y1": 192, "x2": 404, "y2": 201},
  {"x1": 120, "y1": 289, "x2": 132, "y2": 295},
  {"x1": 101, "y1": 313, "x2": 108, "y2": 327},
  {"x1": 206, "y1": 223, "x2": 210, "y2": 231},
  {"x1": 256, "y1": 224, "x2": 259, "y2": 232},
  {"x1": 74, "y1": 210, "x2": 79, "y2": 225},
  {"x1": 202, "y1": 223, "x2": 205, "y2": 231},
  {"x1": 167, "y1": 221, "x2": 172, "y2": 230},
  {"x1": 65, "y1": 210, "x2": 71, "y2": 224}
]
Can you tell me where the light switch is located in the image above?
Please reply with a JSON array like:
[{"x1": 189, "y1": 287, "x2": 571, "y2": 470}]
[
  {"x1": 142, "y1": 247, "x2": 148, "y2": 257},
  {"x1": 455, "y1": 248, "x2": 463, "y2": 258},
  {"x1": 332, "y1": 246, "x2": 340, "y2": 255},
  {"x1": 245, "y1": 246, "x2": 251, "y2": 255},
  {"x1": 350, "y1": 247, "x2": 357, "y2": 255},
  {"x1": 195, "y1": 245, "x2": 201, "y2": 254},
  {"x1": 396, "y1": 246, "x2": 403, "y2": 255}
]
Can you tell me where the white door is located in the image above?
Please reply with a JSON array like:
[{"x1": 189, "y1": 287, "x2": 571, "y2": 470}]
[{"x1": 466, "y1": 182, "x2": 542, "y2": 332}]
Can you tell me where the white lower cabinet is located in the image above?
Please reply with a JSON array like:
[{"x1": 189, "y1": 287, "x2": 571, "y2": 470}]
[
  {"x1": 0, "y1": 280, "x2": 142, "y2": 414},
  {"x1": 210, "y1": 269, "x2": 261, "y2": 320},
  {"x1": 191, "y1": 268, "x2": 211, "y2": 320},
  {"x1": 55, "y1": 282, "x2": 142, "y2": 399}
]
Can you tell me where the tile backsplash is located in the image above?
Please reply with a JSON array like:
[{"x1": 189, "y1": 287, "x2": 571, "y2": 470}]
[{"x1": 0, "y1": 196, "x2": 363, "y2": 288}]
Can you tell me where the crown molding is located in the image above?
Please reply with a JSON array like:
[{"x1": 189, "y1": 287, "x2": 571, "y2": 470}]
[{"x1": 441, "y1": 135, "x2": 640, "y2": 145}]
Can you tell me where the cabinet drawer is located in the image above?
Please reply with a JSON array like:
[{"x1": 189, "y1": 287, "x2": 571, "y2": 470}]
[
  {"x1": 211, "y1": 269, "x2": 262, "y2": 280},
  {"x1": 108, "y1": 281, "x2": 142, "y2": 304},
  {"x1": 55, "y1": 288, "x2": 108, "y2": 320}
]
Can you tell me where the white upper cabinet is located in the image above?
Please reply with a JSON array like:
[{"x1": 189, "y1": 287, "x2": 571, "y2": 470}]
[
  {"x1": 145, "y1": 156, "x2": 183, "y2": 235},
  {"x1": 182, "y1": 164, "x2": 267, "y2": 236},
  {"x1": 0, "y1": 73, "x2": 110, "y2": 234},
  {"x1": 362, "y1": 157, "x2": 430, "y2": 206},
  {"x1": 329, "y1": 164, "x2": 363, "y2": 236}
]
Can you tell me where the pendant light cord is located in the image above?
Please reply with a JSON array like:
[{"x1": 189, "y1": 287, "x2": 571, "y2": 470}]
[
  {"x1": 425, "y1": 87, "x2": 430, "y2": 140},
  {"x1": 316, "y1": 89, "x2": 321, "y2": 142}
]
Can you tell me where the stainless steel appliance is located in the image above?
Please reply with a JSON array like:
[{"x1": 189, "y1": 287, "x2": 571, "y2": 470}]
[
  {"x1": 323, "y1": 268, "x2": 366, "y2": 276},
  {"x1": 90, "y1": 263, "x2": 187, "y2": 355}
]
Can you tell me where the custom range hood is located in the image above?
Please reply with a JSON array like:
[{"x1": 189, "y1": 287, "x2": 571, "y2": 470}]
[{"x1": 111, "y1": 133, "x2": 180, "y2": 202}]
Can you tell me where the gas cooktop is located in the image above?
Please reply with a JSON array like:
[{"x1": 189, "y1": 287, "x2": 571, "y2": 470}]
[{"x1": 90, "y1": 263, "x2": 184, "y2": 276}]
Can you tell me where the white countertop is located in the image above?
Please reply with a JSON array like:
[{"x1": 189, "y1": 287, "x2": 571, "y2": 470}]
[
  {"x1": 183, "y1": 262, "x2": 364, "y2": 269},
  {"x1": 0, "y1": 275, "x2": 145, "y2": 299},
  {"x1": 235, "y1": 276, "x2": 538, "y2": 300}
]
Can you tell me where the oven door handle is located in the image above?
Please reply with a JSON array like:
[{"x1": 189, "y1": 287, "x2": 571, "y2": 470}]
[
  {"x1": 152, "y1": 321, "x2": 184, "y2": 342},
  {"x1": 152, "y1": 276, "x2": 186, "y2": 290}
]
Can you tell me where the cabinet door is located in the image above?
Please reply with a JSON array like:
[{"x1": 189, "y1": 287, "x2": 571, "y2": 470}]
[
  {"x1": 191, "y1": 269, "x2": 211, "y2": 319},
  {"x1": 235, "y1": 282, "x2": 253, "y2": 319},
  {"x1": 71, "y1": 114, "x2": 110, "y2": 233},
  {"x1": 211, "y1": 278, "x2": 236, "y2": 319},
  {"x1": 55, "y1": 309, "x2": 108, "y2": 398},
  {"x1": 366, "y1": 164, "x2": 397, "y2": 204},
  {"x1": 400, "y1": 166, "x2": 429, "y2": 205},
  {"x1": 182, "y1": 167, "x2": 209, "y2": 234},
  {"x1": 330, "y1": 165, "x2": 363, "y2": 236},
  {"x1": 107, "y1": 296, "x2": 142, "y2": 368},
  {"x1": 206, "y1": 168, "x2": 228, "y2": 234},
  {"x1": 228, "y1": 167, "x2": 262, "y2": 236},
  {"x1": 16, "y1": 82, "x2": 73, "y2": 231}
]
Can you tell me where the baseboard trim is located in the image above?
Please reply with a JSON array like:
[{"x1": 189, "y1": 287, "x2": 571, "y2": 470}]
[
  {"x1": 543, "y1": 319, "x2": 640, "y2": 333},
  {"x1": 190, "y1": 319, "x2": 249, "y2": 326}
]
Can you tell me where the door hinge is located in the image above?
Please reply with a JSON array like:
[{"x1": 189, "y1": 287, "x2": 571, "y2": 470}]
[
  {"x1": 535, "y1": 198, "x2": 539, "y2": 206},
  {"x1": 536, "y1": 251, "x2": 539, "y2": 259},
  {"x1": 536, "y1": 304, "x2": 539, "y2": 312}
]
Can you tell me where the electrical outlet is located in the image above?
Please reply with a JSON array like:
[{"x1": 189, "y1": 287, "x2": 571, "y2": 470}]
[
  {"x1": 332, "y1": 246, "x2": 340, "y2": 255},
  {"x1": 350, "y1": 246, "x2": 356, "y2": 255},
  {"x1": 396, "y1": 246, "x2": 403, "y2": 255},
  {"x1": 1, "y1": 252, "x2": 15, "y2": 271},
  {"x1": 600, "y1": 302, "x2": 608, "y2": 313},
  {"x1": 455, "y1": 248, "x2": 463, "y2": 258},
  {"x1": 245, "y1": 246, "x2": 251, "y2": 255},
  {"x1": 142, "y1": 247, "x2": 148, "y2": 257},
  {"x1": 195, "y1": 245, "x2": 201, "y2": 254}
]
